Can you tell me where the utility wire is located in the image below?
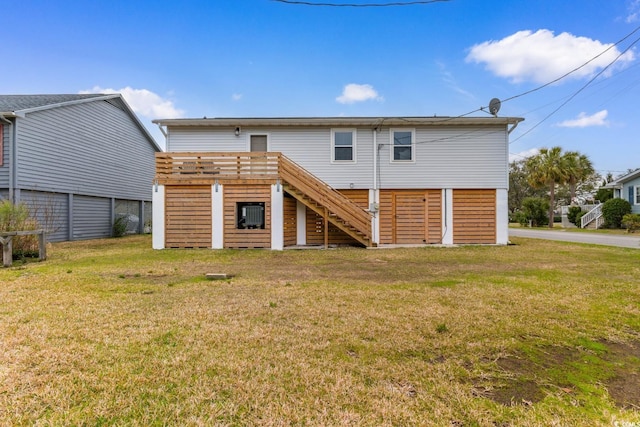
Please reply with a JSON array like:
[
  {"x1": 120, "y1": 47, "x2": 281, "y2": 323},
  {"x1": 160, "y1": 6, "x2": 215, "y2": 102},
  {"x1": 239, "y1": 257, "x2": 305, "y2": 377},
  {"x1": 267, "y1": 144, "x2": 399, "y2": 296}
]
[
  {"x1": 509, "y1": 33, "x2": 640, "y2": 145},
  {"x1": 271, "y1": 0, "x2": 450, "y2": 6}
]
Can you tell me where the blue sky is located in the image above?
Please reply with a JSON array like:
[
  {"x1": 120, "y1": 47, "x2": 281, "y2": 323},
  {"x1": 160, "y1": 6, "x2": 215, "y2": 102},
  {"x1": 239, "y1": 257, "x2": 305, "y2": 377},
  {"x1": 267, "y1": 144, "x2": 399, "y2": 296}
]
[{"x1": 3, "y1": 0, "x2": 639, "y2": 177}]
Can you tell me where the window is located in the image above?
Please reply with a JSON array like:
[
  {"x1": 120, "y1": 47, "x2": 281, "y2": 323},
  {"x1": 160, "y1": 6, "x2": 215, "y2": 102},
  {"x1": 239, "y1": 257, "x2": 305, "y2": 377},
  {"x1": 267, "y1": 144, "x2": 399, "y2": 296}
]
[
  {"x1": 236, "y1": 202, "x2": 265, "y2": 229},
  {"x1": 635, "y1": 186, "x2": 640, "y2": 205},
  {"x1": 391, "y1": 129, "x2": 415, "y2": 162},
  {"x1": 331, "y1": 129, "x2": 355, "y2": 162}
]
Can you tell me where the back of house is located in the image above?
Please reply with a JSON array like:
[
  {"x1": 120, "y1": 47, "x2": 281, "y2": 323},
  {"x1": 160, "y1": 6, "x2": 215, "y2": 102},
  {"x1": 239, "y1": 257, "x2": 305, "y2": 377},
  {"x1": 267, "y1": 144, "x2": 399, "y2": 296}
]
[{"x1": 152, "y1": 116, "x2": 522, "y2": 250}]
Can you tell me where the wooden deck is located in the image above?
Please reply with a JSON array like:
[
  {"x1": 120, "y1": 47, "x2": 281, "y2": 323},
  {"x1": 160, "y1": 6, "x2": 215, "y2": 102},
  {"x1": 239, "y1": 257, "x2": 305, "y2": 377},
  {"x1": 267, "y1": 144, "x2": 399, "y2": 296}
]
[{"x1": 156, "y1": 152, "x2": 374, "y2": 248}]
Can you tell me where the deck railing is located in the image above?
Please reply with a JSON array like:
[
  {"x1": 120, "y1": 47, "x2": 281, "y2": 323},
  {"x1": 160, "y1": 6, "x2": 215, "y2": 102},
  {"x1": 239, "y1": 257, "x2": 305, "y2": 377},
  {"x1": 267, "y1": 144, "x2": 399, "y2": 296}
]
[{"x1": 155, "y1": 152, "x2": 280, "y2": 183}]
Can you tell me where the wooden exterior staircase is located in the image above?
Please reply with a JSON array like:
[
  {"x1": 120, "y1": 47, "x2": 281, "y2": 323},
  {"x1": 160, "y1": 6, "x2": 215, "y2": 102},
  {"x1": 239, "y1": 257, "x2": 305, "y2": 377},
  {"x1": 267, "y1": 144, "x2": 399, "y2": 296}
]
[{"x1": 279, "y1": 155, "x2": 374, "y2": 247}]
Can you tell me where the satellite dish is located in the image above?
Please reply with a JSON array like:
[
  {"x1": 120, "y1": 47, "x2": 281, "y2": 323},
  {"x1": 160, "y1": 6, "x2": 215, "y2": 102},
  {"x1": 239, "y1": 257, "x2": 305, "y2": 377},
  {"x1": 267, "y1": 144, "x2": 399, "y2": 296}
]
[{"x1": 488, "y1": 98, "x2": 501, "y2": 116}]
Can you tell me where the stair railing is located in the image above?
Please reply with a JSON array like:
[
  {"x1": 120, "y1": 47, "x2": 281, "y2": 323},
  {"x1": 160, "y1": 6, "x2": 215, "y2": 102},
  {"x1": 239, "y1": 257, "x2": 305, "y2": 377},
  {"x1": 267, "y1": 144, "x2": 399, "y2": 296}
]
[
  {"x1": 580, "y1": 203, "x2": 603, "y2": 229},
  {"x1": 278, "y1": 154, "x2": 372, "y2": 242}
]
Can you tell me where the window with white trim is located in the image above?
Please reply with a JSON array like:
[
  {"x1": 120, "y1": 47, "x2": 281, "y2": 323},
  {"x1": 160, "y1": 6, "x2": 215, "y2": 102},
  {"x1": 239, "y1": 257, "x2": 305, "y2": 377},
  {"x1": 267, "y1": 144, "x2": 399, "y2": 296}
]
[
  {"x1": 635, "y1": 185, "x2": 640, "y2": 205},
  {"x1": 391, "y1": 129, "x2": 415, "y2": 162},
  {"x1": 331, "y1": 129, "x2": 355, "y2": 162}
]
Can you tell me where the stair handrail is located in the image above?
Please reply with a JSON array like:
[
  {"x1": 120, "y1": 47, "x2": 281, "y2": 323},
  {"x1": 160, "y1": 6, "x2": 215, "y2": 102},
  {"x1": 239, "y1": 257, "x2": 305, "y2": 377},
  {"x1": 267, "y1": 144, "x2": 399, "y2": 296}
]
[
  {"x1": 580, "y1": 203, "x2": 603, "y2": 229},
  {"x1": 278, "y1": 154, "x2": 372, "y2": 240}
]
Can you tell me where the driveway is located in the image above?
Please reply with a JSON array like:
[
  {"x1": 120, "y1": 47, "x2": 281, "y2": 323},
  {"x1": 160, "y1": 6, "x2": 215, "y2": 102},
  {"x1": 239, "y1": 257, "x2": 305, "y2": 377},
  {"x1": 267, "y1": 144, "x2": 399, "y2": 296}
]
[{"x1": 509, "y1": 228, "x2": 640, "y2": 249}]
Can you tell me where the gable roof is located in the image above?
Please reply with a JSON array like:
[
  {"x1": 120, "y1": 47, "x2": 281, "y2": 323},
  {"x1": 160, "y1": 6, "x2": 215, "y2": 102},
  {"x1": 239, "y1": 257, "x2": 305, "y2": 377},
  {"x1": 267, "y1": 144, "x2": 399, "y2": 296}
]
[
  {"x1": 0, "y1": 94, "x2": 107, "y2": 113},
  {"x1": 0, "y1": 94, "x2": 161, "y2": 152},
  {"x1": 603, "y1": 168, "x2": 640, "y2": 188}
]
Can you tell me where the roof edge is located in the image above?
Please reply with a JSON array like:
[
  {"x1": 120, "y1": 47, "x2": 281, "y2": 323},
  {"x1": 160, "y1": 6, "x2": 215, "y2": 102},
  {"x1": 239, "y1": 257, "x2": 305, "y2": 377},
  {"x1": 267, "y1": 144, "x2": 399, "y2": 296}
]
[
  {"x1": 10, "y1": 94, "x2": 121, "y2": 115},
  {"x1": 153, "y1": 116, "x2": 524, "y2": 127}
]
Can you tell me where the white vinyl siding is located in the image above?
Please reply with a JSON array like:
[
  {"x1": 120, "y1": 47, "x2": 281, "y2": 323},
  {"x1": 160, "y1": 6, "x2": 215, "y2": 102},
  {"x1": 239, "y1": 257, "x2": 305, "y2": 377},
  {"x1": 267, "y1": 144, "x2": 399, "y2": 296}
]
[
  {"x1": 331, "y1": 129, "x2": 356, "y2": 163},
  {"x1": 165, "y1": 124, "x2": 509, "y2": 190}
]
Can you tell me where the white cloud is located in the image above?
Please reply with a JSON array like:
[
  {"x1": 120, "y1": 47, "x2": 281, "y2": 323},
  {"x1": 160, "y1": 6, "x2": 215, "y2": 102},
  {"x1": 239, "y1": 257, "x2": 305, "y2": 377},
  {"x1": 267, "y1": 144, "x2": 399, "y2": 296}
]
[
  {"x1": 627, "y1": 0, "x2": 640, "y2": 22},
  {"x1": 437, "y1": 61, "x2": 475, "y2": 101},
  {"x1": 80, "y1": 86, "x2": 184, "y2": 119},
  {"x1": 336, "y1": 83, "x2": 383, "y2": 104},
  {"x1": 557, "y1": 110, "x2": 609, "y2": 128},
  {"x1": 509, "y1": 148, "x2": 539, "y2": 163},
  {"x1": 466, "y1": 30, "x2": 636, "y2": 84},
  {"x1": 231, "y1": 93, "x2": 243, "y2": 101}
]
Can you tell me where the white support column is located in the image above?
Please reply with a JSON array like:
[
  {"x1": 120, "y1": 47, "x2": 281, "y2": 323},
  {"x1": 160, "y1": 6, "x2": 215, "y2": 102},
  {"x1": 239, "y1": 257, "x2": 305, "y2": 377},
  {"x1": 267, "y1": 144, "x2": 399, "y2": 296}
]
[
  {"x1": 369, "y1": 189, "x2": 379, "y2": 245},
  {"x1": 212, "y1": 183, "x2": 224, "y2": 249},
  {"x1": 152, "y1": 184, "x2": 165, "y2": 249},
  {"x1": 496, "y1": 188, "x2": 509, "y2": 245},
  {"x1": 271, "y1": 183, "x2": 284, "y2": 250},
  {"x1": 442, "y1": 189, "x2": 454, "y2": 245},
  {"x1": 296, "y1": 201, "x2": 307, "y2": 245}
]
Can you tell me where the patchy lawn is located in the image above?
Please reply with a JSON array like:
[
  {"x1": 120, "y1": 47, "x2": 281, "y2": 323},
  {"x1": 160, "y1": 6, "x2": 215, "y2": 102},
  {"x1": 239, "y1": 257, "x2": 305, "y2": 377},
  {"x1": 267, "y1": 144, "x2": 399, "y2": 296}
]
[{"x1": 1, "y1": 235, "x2": 639, "y2": 426}]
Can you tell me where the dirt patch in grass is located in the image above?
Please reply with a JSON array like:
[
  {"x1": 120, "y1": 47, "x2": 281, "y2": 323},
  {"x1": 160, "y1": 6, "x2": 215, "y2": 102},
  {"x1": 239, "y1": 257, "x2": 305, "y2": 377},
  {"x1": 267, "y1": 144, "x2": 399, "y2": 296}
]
[
  {"x1": 476, "y1": 341, "x2": 640, "y2": 409},
  {"x1": 602, "y1": 340, "x2": 640, "y2": 410}
]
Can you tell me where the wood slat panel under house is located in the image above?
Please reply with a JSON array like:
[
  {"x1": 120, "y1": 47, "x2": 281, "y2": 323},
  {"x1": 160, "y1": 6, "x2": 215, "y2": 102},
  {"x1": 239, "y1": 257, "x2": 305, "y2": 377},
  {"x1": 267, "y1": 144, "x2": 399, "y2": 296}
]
[
  {"x1": 305, "y1": 189, "x2": 369, "y2": 246},
  {"x1": 452, "y1": 189, "x2": 496, "y2": 244},
  {"x1": 165, "y1": 185, "x2": 212, "y2": 248}
]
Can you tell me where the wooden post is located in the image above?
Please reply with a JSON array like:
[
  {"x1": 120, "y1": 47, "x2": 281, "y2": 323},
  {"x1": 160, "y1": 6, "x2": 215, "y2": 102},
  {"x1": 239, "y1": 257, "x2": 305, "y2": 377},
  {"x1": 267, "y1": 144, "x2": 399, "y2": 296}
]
[
  {"x1": 324, "y1": 207, "x2": 329, "y2": 249},
  {"x1": 1, "y1": 235, "x2": 12, "y2": 267},
  {"x1": 39, "y1": 231, "x2": 47, "y2": 261}
]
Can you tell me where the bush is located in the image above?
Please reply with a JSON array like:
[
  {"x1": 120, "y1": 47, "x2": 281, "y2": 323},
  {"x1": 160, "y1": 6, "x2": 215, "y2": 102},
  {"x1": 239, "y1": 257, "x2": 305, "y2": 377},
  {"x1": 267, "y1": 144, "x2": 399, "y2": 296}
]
[
  {"x1": 112, "y1": 216, "x2": 129, "y2": 237},
  {"x1": 0, "y1": 199, "x2": 40, "y2": 256},
  {"x1": 622, "y1": 213, "x2": 640, "y2": 233},
  {"x1": 575, "y1": 210, "x2": 586, "y2": 227},
  {"x1": 567, "y1": 206, "x2": 583, "y2": 226},
  {"x1": 601, "y1": 198, "x2": 632, "y2": 229},
  {"x1": 518, "y1": 197, "x2": 549, "y2": 227}
]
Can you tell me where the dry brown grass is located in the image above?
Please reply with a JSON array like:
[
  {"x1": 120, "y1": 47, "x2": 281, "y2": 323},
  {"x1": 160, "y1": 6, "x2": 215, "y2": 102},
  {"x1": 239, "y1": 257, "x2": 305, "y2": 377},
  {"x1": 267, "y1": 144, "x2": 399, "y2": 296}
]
[{"x1": 1, "y1": 235, "x2": 639, "y2": 426}]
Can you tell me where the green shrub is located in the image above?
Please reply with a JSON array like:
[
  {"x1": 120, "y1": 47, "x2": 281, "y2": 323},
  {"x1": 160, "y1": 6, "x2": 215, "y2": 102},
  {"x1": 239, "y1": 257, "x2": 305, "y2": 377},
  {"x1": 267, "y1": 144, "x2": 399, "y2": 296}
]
[
  {"x1": 518, "y1": 197, "x2": 550, "y2": 227},
  {"x1": 112, "y1": 216, "x2": 129, "y2": 238},
  {"x1": 622, "y1": 213, "x2": 640, "y2": 233},
  {"x1": 575, "y1": 210, "x2": 586, "y2": 227},
  {"x1": 567, "y1": 206, "x2": 583, "y2": 226},
  {"x1": 0, "y1": 199, "x2": 40, "y2": 256},
  {"x1": 601, "y1": 198, "x2": 632, "y2": 229}
]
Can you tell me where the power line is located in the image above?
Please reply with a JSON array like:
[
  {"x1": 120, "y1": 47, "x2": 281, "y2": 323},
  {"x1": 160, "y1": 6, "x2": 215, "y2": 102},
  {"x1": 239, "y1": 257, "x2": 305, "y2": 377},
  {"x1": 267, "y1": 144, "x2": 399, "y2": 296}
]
[
  {"x1": 271, "y1": 0, "x2": 450, "y2": 6},
  {"x1": 509, "y1": 32, "x2": 640, "y2": 145}
]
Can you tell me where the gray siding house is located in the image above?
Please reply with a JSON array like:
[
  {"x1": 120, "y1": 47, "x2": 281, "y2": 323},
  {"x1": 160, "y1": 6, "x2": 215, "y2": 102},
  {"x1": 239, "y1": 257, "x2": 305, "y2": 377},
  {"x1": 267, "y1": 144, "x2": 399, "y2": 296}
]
[
  {"x1": 0, "y1": 94, "x2": 161, "y2": 241},
  {"x1": 152, "y1": 116, "x2": 523, "y2": 250}
]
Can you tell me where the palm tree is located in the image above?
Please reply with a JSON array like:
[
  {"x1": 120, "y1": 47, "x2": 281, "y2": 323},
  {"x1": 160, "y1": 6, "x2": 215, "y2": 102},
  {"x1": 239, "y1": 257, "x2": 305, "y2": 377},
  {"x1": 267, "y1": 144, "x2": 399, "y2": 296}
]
[
  {"x1": 564, "y1": 151, "x2": 595, "y2": 203},
  {"x1": 525, "y1": 147, "x2": 569, "y2": 228}
]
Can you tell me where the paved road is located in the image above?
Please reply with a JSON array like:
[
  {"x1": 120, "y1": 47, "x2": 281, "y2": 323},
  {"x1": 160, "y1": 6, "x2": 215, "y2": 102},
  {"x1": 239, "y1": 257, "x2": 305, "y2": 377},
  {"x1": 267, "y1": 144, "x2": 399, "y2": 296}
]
[{"x1": 509, "y1": 228, "x2": 640, "y2": 249}]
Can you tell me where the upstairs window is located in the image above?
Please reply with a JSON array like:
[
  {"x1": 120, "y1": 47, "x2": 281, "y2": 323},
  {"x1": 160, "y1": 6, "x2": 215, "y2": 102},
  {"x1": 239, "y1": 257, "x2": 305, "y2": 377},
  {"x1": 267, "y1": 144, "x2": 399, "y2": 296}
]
[
  {"x1": 332, "y1": 129, "x2": 355, "y2": 162},
  {"x1": 0, "y1": 124, "x2": 3, "y2": 166},
  {"x1": 391, "y1": 129, "x2": 415, "y2": 162}
]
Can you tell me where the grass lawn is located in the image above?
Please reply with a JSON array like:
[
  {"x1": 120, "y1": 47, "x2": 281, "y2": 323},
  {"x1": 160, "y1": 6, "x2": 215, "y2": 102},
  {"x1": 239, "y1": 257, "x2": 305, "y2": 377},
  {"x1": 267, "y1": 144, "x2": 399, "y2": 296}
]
[{"x1": 1, "y1": 235, "x2": 639, "y2": 426}]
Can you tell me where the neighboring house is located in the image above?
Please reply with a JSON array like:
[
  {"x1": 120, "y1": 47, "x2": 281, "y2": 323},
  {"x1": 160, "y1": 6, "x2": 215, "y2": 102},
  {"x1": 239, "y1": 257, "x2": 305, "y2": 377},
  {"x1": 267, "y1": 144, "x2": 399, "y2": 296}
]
[
  {"x1": 0, "y1": 94, "x2": 161, "y2": 241},
  {"x1": 152, "y1": 116, "x2": 523, "y2": 250},
  {"x1": 604, "y1": 168, "x2": 640, "y2": 214}
]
